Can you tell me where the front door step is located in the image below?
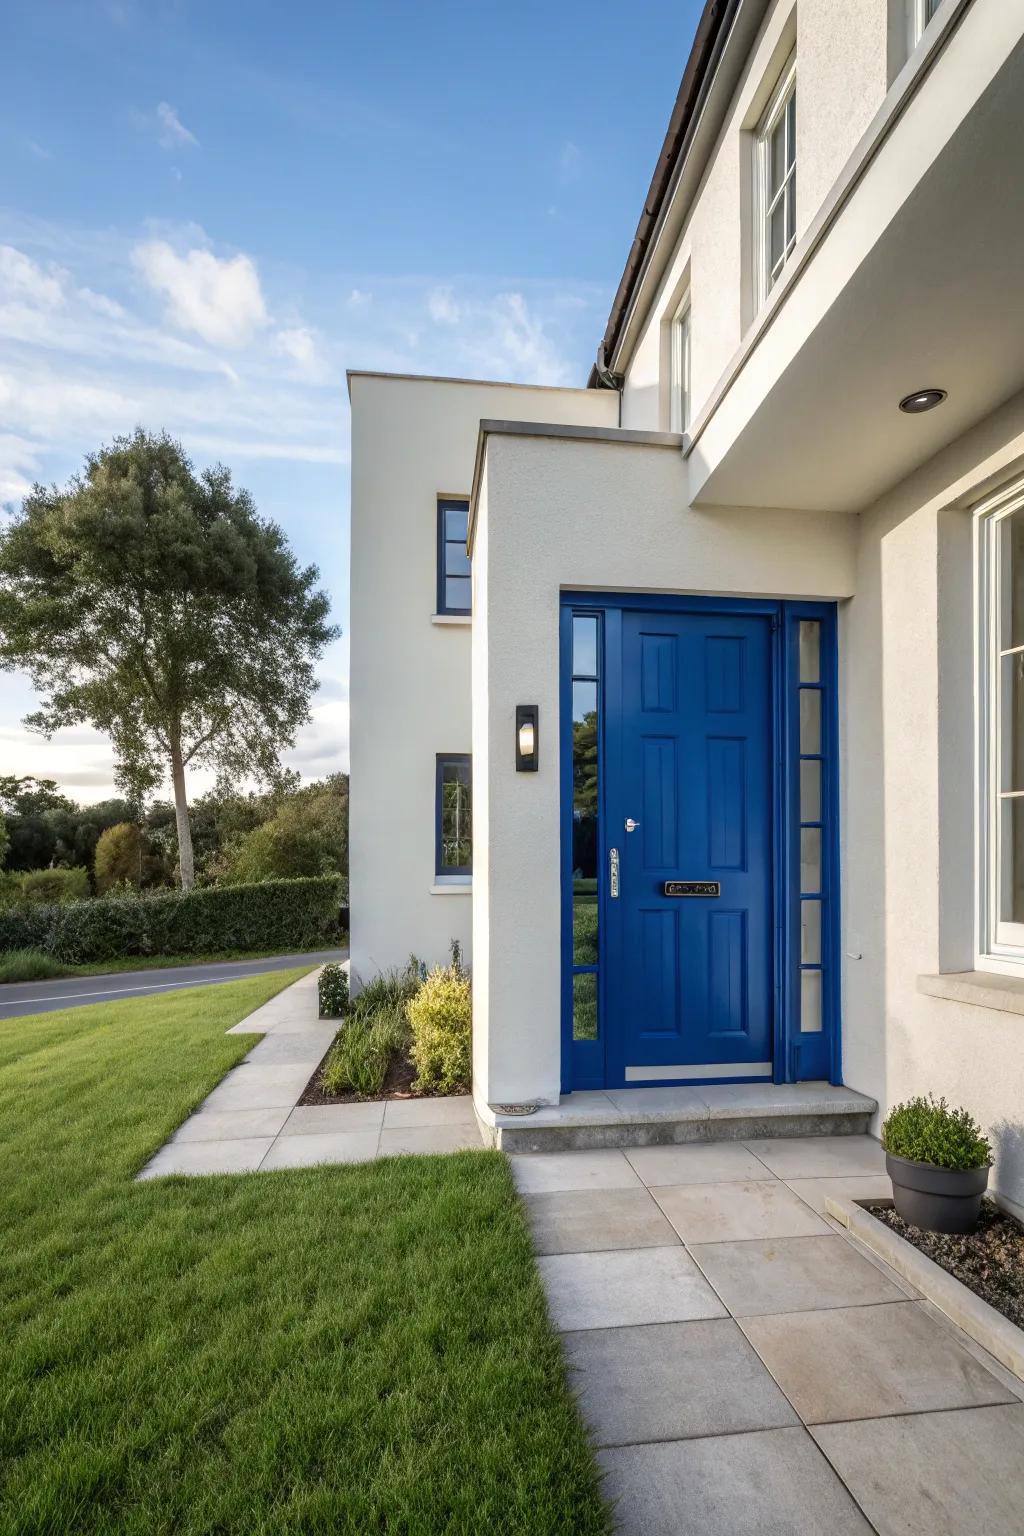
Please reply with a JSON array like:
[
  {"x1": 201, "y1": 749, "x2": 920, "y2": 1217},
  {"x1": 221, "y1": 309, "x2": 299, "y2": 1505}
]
[{"x1": 482, "y1": 1082, "x2": 875, "y2": 1153}]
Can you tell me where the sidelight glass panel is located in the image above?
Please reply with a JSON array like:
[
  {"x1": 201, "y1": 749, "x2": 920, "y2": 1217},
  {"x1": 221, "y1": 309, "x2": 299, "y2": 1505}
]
[
  {"x1": 800, "y1": 826, "x2": 822, "y2": 894},
  {"x1": 800, "y1": 969, "x2": 823, "y2": 1033},
  {"x1": 573, "y1": 614, "x2": 598, "y2": 677},
  {"x1": 572, "y1": 972, "x2": 598, "y2": 1041},
  {"x1": 799, "y1": 688, "x2": 821, "y2": 754},
  {"x1": 800, "y1": 758, "x2": 821, "y2": 822},
  {"x1": 800, "y1": 899, "x2": 821, "y2": 964},
  {"x1": 570, "y1": 610, "x2": 601, "y2": 1041},
  {"x1": 799, "y1": 621, "x2": 820, "y2": 682}
]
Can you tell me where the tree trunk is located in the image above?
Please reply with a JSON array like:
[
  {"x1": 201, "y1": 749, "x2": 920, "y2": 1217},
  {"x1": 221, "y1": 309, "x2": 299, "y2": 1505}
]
[{"x1": 169, "y1": 728, "x2": 195, "y2": 891}]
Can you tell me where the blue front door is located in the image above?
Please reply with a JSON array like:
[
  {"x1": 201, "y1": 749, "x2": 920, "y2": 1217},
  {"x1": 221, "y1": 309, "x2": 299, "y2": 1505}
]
[{"x1": 606, "y1": 610, "x2": 773, "y2": 1085}]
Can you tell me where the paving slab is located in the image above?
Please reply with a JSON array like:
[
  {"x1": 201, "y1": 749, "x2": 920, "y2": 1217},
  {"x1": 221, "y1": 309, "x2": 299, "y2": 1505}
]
[
  {"x1": 746, "y1": 1135, "x2": 886, "y2": 1179},
  {"x1": 524, "y1": 1188, "x2": 680, "y2": 1255},
  {"x1": 243, "y1": 1032, "x2": 334, "y2": 1068},
  {"x1": 563, "y1": 1318, "x2": 798, "y2": 1446},
  {"x1": 653, "y1": 1180, "x2": 832, "y2": 1243},
  {"x1": 598, "y1": 1427, "x2": 874, "y2": 1535},
  {"x1": 199, "y1": 1069, "x2": 313, "y2": 1112},
  {"x1": 741, "y1": 1299, "x2": 1016, "y2": 1423},
  {"x1": 536, "y1": 1246, "x2": 727, "y2": 1331},
  {"x1": 139, "y1": 1137, "x2": 274, "y2": 1178},
  {"x1": 624, "y1": 1142, "x2": 774, "y2": 1186},
  {"x1": 170, "y1": 1107, "x2": 292, "y2": 1143},
  {"x1": 260, "y1": 1130, "x2": 381, "y2": 1170},
  {"x1": 381, "y1": 1095, "x2": 477, "y2": 1128},
  {"x1": 280, "y1": 1103, "x2": 385, "y2": 1135},
  {"x1": 509, "y1": 1150, "x2": 642, "y2": 1194},
  {"x1": 378, "y1": 1124, "x2": 485, "y2": 1157},
  {"x1": 785, "y1": 1173, "x2": 892, "y2": 1214},
  {"x1": 689, "y1": 1234, "x2": 907, "y2": 1316},
  {"x1": 812, "y1": 1404, "x2": 1024, "y2": 1536}
]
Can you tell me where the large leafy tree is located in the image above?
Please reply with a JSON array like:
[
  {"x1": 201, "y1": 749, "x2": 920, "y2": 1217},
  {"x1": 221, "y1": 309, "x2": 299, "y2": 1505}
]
[{"x1": 0, "y1": 431, "x2": 338, "y2": 889}]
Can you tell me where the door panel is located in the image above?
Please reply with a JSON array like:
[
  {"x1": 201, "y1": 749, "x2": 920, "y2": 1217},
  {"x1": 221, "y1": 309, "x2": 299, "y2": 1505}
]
[{"x1": 608, "y1": 610, "x2": 773, "y2": 1081}]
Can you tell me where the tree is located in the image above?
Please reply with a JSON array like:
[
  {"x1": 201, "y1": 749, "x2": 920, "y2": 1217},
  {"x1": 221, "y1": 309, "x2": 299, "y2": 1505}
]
[
  {"x1": 218, "y1": 789, "x2": 347, "y2": 885},
  {"x1": 0, "y1": 431, "x2": 338, "y2": 890},
  {"x1": 0, "y1": 810, "x2": 8, "y2": 871},
  {"x1": 94, "y1": 822, "x2": 146, "y2": 892}
]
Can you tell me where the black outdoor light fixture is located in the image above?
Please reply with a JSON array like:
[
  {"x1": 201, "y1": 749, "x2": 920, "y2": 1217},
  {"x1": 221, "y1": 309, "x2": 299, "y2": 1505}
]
[
  {"x1": 899, "y1": 388, "x2": 947, "y2": 414},
  {"x1": 516, "y1": 705, "x2": 539, "y2": 772}
]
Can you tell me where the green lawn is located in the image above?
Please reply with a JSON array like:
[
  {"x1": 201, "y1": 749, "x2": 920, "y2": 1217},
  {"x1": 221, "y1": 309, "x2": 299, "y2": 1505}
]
[
  {"x1": 0, "y1": 943, "x2": 349, "y2": 985},
  {"x1": 0, "y1": 972, "x2": 608, "y2": 1535}
]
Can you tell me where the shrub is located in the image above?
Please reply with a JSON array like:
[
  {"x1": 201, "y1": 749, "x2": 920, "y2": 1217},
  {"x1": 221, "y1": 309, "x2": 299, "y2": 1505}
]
[
  {"x1": 321, "y1": 1004, "x2": 407, "y2": 1097},
  {"x1": 94, "y1": 822, "x2": 145, "y2": 892},
  {"x1": 408, "y1": 965, "x2": 472, "y2": 1095},
  {"x1": 0, "y1": 875, "x2": 343, "y2": 964},
  {"x1": 0, "y1": 947, "x2": 68, "y2": 983},
  {"x1": 219, "y1": 792, "x2": 347, "y2": 885},
  {"x1": 318, "y1": 962, "x2": 349, "y2": 1019},
  {"x1": 18, "y1": 867, "x2": 91, "y2": 905},
  {"x1": 882, "y1": 1094, "x2": 992, "y2": 1170}
]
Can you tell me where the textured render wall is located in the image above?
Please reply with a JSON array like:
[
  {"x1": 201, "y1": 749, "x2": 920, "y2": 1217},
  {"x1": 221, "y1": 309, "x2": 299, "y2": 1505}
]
[
  {"x1": 621, "y1": 0, "x2": 892, "y2": 434},
  {"x1": 842, "y1": 393, "x2": 1024, "y2": 1218},
  {"x1": 472, "y1": 430, "x2": 856, "y2": 1108},
  {"x1": 348, "y1": 375, "x2": 617, "y2": 986}
]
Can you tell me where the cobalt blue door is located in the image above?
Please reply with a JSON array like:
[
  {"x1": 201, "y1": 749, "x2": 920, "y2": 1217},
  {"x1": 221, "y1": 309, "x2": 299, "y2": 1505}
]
[{"x1": 606, "y1": 609, "x2": 773, "y2": 1084}]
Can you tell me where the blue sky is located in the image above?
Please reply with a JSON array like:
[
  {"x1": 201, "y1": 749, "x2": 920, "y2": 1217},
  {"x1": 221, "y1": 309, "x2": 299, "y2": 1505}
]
[{"x1": 0, "y1": 0, "x2": 701, "y2": 801}]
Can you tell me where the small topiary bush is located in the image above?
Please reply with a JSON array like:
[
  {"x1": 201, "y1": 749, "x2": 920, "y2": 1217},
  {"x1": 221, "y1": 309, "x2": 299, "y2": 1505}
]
[
  {"x1": 882, "y1": 1094, "x2": 992, "y2": 1170},
  {"x1": 318, "y1": 962, "x2": 349, "y2": 1019},
  {"x1": 408, "y1": 965, "x2": 472, "y2": 1095}
]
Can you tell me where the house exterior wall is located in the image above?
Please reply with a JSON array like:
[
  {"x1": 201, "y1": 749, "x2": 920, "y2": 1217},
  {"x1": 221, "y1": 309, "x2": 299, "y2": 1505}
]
[
  {"x1": 620, "y1": 0, "x2": 895, "y2": 436},
  {"x1": 471, "y1": 428, "x2": 856, "y2": 1107},
  {"x1": 347, "y1": 374, "x2": 616, "y2": 986}
]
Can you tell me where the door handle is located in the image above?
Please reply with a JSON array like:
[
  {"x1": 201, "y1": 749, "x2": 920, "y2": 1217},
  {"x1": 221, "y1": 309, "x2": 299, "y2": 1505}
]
[
  {"x1": 625, "y1": 817, "x2": 640, "y2": 833},
  {"x1": 609, "y1": 847, "x2": 620, "y2": 898}
]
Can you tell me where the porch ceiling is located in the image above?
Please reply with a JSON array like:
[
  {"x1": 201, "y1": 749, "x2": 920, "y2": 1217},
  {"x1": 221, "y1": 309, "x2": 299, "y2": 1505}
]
[{"x1": 688, "y1": 18, "x2": 1024, "y2": 513}]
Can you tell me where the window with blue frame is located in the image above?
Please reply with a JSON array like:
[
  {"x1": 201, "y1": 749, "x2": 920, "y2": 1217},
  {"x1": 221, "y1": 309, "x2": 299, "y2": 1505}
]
[
  {"x1": 571, "y1": 614, "x2": 601, "y2": 1040},
  {"x1": 437, "y1": 498, "x2": 471, "y2": 614},
  {"x1": 435, "y1": 754, "x2": 471, "y2": 876},
  {"x1": 797, "y1": 620, "x2": 826, "y2": 1034}
]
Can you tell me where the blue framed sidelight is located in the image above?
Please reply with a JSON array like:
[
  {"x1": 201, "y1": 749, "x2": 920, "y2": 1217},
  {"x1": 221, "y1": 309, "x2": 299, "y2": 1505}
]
[{"x1": 559, "y1": 593, "x2": 841, "y2": 1093}]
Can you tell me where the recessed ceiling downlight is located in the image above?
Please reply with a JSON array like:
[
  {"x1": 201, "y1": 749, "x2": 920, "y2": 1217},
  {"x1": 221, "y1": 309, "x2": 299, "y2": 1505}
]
[{"x1": 899, "y1": 388, "x2": 947, "y2": 414}]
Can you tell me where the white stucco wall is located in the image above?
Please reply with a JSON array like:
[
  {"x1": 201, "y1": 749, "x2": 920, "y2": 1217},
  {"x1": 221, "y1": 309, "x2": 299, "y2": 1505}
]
[
  {"x1": 620, "y1": 0, "x2": 894, "y2": 435},
  {"x1": 348, "y1": 374, "x2": 616, "y2": 986},
  {"x1": 471, "y1": 426, "x2": 856, "y2": 1107},
  {"x1": 842, "y1": 389, "x2": 1024, "y2": 1219}
]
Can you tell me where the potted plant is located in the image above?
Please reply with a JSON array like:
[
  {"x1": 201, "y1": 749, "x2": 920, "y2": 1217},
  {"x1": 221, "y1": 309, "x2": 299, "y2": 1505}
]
[{"x1": 881, "y1": 1095, "x2": 992, "y2": 1234}]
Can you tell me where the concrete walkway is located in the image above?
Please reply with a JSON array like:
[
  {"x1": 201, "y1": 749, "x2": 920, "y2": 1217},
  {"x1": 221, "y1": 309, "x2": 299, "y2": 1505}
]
[
  {"x1": 138, "y1": 969, "x2": 483, "y2": 1178},
  {"x1": 514, "y1": 1139, "x2": 1024, "y2": 1535}
]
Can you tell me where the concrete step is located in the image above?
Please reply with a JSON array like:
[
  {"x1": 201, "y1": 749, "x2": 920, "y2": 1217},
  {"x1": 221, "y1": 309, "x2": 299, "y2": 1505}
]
[{"x1": 479, "y1": 1082, "x2": 876, "y2": 1153}]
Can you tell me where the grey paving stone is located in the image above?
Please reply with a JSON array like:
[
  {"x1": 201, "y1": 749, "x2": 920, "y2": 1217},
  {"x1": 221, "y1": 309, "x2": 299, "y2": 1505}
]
[
  {"x1": 598, "y1": 1427, "x2": 873, "y2": 1535},
  {"x1": 536, "y1": 1247, "x2": 727, "y2": 1331},
  {"x1": 653, "y1": 1179, "x2": 832, "y2": 1243},
  {"x1": 688, "y1": 1234, "x2": 906, "y2": 1316},
  {"x1": 625, "y1": 1142, "x2": 775, "y2": 1187},
  {"x1": 260, "y1": 1131, "x2": 380, "y2": 1170},
  {"x1": 280, "y1": 1103, "x2": 385, "y2": 1135},
  {"x1": 811, "y1": 1404, "x2": 1024, "y2": 1536},
  {"x1": 377, "y1": 1124, "x2": 484, "y2": 1157},
  {"x1": 784, "y1": 1173, "x2": 892, "y2": 1214},
  {"x1": 741, "y1": 1300, "x2": 1016, "y2": 1423},
  {"x1": 509, "y1": 1150, "x2": 642, "y2": 1194},
  {"x1": 198, "y1": 1066, "x2": 311, "y2": 1112},
  {"x1": 746, "y1": 1135, "x2": 886, "y2": 1179},
  {"x1": 523, "y1": 1189, "x2": 680, "y2": 1255},
  {"x1": 242, "y1": 1032, "x2": 334, "y2": 1068},
  {"x1": 563, "y1": 1318, "x2": 798, "y2": 1446},
  {"x1": 381, "y1": 1095, "x2": 477, "y2": 1128},
  {"x1": 171, "y1": 1107, "x2": 292, "y2": 1143},
  {"x1": 138, "y1": 1138, "x2": 274, "y2": 1178}
]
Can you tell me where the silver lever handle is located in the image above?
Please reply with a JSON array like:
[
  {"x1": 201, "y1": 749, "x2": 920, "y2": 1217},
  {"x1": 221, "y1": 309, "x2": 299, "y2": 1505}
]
[{"x1": 625, "y1": 817, "x2": 640, "y2": 833}]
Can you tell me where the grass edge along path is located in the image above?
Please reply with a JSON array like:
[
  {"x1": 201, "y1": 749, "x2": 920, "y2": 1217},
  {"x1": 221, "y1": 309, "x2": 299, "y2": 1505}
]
[{"x1": 0, "y1": 973, "x2": 609, "y2": 1535}]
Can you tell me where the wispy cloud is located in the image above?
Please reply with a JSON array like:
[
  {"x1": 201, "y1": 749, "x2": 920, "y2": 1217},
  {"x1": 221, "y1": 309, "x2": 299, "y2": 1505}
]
[
  {"x1": 428, "y1": 286, "x2": 459, "y2": 325},
  {"x1": 132, "y1": 240, "x2": 267, "y2": 347},
  {"x1": 155, "y1": 102, "x2": 199, "y2": 150},
  {"x1": 24, "y1": 139, "x2": 53, "y2": 162}
]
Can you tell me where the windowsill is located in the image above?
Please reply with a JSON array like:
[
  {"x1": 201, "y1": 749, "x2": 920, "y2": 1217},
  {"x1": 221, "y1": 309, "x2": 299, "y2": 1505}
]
[
  {"x1": 917, "y1": 970, "x2": 1024, "y2": 1016},
  {"x1": 430, "y1": 881, "x2": 472, "y2": 896},
  {"x1": 431, "y1": 613, "x2": 471, "y2": 626}
]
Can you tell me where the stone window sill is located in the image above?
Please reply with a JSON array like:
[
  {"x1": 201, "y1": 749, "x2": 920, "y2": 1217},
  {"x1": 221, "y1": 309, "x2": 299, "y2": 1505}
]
[
  {"x1": 917, "y1": 970, "x2": 1024, "y2": 1016},
  {"x1": 430, "y1": 882, "x2": 472, "y2": 896},
  {"x1": 431, "y1": 613, "x2": 471, "y2": 627}
]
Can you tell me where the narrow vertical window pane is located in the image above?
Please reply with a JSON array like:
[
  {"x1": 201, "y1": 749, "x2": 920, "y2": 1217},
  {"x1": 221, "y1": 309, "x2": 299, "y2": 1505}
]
[
  {"x1": 573, "y1": 677, "x2": 599, "y2": 962},
  {"x1": 445, "y1": 505, "x2": 468, "y2": 543},
  {"x1": 445, "y1": 576, "x2": 471, "y2": 612},
  {"x1": 786, "y1": 92, "x2": 796, "y2": 169},
  {"x1": 800, "y1": 827, "x2": 822, "y2": 894},
  {"x1": 800, "y1": 759, "x2": 821, "y2": 822},
  {"x1": 799, "y1": 689, "x2": 821, "y2": 754},
  {"x1": 770, "y1": 200, "x2": 786, "y2": 272},
  {"x1": 439, "y1": 498, "x2": 471, "y2": 614},
  {"x1": 801, "y1": 969, "x2": 823, "y2": 1033},
  {"x1": 999, "y1": 799, "x2": 1024, "y2": 925},
  {"x1": 798, "y1": 621, "x2": 820, "y2": 681},
  {"x1": 801, "y1": 899, "x2": 822, "y2": 964},
  {"x1": 439, "y1": 759, "x2": 471, "y2": 873},
  {"x1": 671, "y1": 305, "x2": 691, "y2": 434},
  {"x1": 445, "y1": 540, "x2": 471, "y2": 578},
  {"x1": 573, "y1": 972, "x2": 598, "y2": 1041},
  {"x1": 572, "y1": 615, "x2": 598, "y2": 677},
  {"x1": 770, "y1": 119, "x2": 786, "y2": 197}
]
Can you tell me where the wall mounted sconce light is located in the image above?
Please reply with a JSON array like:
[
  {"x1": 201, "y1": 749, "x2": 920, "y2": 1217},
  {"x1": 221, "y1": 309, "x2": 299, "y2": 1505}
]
[{"x1": 516, "y1": 705, "x2": 538, "y2": 772}]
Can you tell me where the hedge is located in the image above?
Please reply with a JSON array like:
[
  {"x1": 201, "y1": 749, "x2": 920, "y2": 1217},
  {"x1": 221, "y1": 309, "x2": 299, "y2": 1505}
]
[{"x1": 0, "y1": 876, "x2": 345, "y2": 965}]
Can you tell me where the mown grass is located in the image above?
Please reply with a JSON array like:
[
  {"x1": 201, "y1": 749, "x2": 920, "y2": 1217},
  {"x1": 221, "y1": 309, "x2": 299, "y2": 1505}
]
[{"x1": 0, "y1": 973, "x2": 608, "y2": 1535}]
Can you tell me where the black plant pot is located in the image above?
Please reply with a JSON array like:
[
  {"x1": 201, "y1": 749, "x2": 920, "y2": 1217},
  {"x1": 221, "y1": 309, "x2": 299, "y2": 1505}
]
[{"x1": 885, "y1": 1152, "x2": 989, "y2": 1234}]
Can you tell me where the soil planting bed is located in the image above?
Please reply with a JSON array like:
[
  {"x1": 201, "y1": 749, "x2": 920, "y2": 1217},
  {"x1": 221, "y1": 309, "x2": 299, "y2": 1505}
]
[
  {"x1": 868, "y1": 1201, "x2": 1024, "y2": 1330},
  {"x1": 297, "y1": 1035, "x2": 467, "y2": 1107}
]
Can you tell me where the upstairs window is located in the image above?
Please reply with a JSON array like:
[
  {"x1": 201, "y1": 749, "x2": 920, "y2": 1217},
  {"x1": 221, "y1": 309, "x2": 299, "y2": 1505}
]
[
  {"x1": 437, "y1": 497, "x2": 470, "y2": 615},
  {"x1": 756, "y1": 58, "x2": 797, "y2": 305},
  {"x1": 979, "y1": 487, "x2": 1024, "y2": 966},
  {"x1": 908, "y1": 0, "x2": 941, "y2": 50},
  {"x1": 669, "y1": 296, "x2": 692, "y2": 434}
]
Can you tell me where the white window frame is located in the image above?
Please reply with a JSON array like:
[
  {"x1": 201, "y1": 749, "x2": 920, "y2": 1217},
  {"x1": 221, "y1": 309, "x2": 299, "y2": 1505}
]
[
  {"x1": 976, "y1": 478, "x2": 1024, "y2": 972},
  {"x1": 908, "y1": 0, "x2": 941, "y2": 53},
  {"x1": 754, "y1": 55, "x2": 797, "y2": 309},
  {"x1": 669, "y1": 294, "x2": 691, "y2": 434}
]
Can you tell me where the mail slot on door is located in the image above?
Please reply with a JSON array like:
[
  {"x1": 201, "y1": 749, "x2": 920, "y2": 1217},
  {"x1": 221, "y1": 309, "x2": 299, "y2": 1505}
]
[{"x1": 663, "y1": 880, "x2": 721, "y2": 897}]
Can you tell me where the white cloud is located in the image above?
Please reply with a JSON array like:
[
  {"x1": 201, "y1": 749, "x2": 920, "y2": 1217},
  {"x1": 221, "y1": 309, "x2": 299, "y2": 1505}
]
[
  {"x1": 0, "y1": 245, "x2": 66, "y2": 308},
  {"x1": 156, "y1": 102, "x2": 199, "y2": 150},
  {"x1": 132, "y1": 240, "x2": 267, "y2": 347},
  {"x1": 274, "y1": 325, "x2": 332, "y2": 383},
  {"x1": 347, "y1": 288, "x2": 372, "y2": 307},
  {"x1": 428, "y1": 285, "x2": 460, "y2": 325}
]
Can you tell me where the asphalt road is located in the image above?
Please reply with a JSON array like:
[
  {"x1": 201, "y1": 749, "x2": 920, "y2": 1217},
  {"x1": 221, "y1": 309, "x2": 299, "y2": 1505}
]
[{"x1": 0, "y1": 948, "x2": 348, "y2": 1020}]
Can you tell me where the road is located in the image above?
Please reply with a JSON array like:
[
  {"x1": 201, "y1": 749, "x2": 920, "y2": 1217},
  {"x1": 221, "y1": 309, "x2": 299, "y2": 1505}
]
[{"x1": 0, "y1": 948, "x2": 348, "y2": 1020}]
